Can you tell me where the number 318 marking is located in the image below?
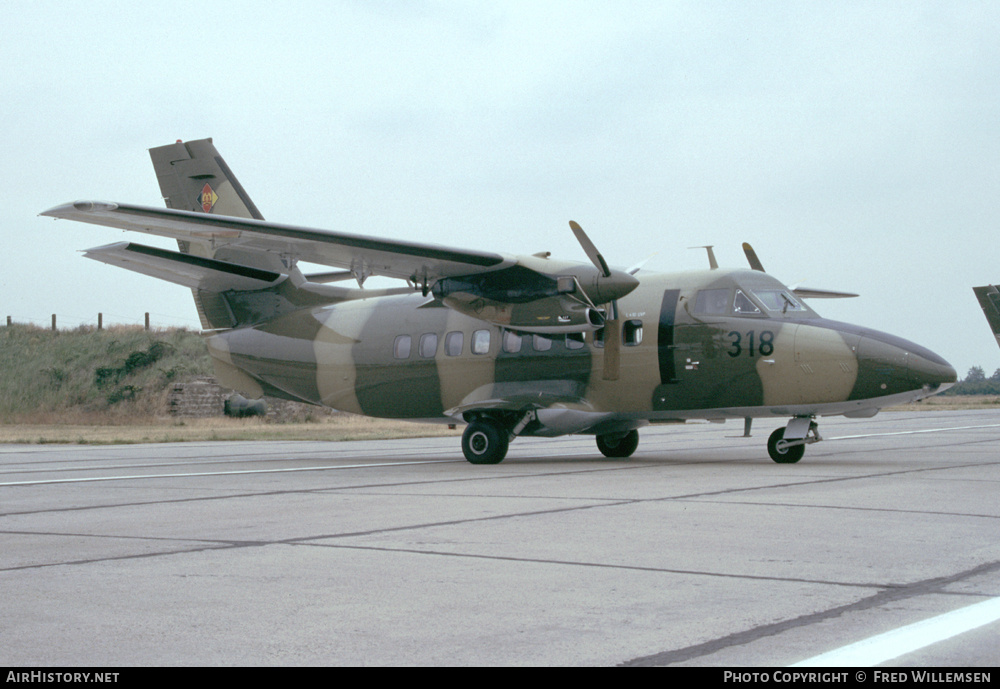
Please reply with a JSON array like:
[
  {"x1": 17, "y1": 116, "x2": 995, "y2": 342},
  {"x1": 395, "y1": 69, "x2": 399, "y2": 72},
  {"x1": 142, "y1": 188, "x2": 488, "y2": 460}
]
[{"x1": 727, "y1": 330, "x2": 774, "y2": 358}]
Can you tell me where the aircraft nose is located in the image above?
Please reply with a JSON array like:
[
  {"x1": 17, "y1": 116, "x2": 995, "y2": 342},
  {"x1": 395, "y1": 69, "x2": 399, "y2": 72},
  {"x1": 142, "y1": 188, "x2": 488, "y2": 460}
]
[
  {"x1": 854, "y1": 330, "x2": 956, "y2": 399},
  {"x1": 909, "y1": 350, "x2": 958, "y2": 393}
]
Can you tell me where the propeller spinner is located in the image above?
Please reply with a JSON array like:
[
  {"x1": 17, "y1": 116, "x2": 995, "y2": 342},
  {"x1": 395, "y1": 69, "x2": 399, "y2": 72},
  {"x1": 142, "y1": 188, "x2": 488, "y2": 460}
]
[{"x1": 568, "y1": 221, "x2": 639, "y2": 305}]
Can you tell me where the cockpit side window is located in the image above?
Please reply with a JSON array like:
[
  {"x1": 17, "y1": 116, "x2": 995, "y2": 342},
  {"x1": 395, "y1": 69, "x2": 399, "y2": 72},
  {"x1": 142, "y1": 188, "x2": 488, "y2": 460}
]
[
  {"x1": 733, "y1": 290, "x2": 761, "y2": 315},
  {"x1": 693, "y1": 289, "x2": 730, "y2": 315}
]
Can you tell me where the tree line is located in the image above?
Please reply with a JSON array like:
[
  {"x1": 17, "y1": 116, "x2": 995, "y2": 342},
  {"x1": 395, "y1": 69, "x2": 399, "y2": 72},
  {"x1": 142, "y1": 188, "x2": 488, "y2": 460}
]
[{"x1": 946, "y1": 366, "x2": 1000, "y2": 395}]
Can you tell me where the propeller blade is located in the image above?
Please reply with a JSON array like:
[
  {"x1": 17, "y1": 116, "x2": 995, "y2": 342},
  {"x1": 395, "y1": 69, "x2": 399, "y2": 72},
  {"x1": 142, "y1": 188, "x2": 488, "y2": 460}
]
[
  {"x1": 626, "y1": 253, "x2": 656, "y2": 276},
  {"x1": 569, "y1": 221, "x2": 611, "y2": 278},
  {"x1": 602, "y1": 316, "x2": 621, "y2": 381},
  {"x1": 742, "y1": 242, "x2": 765, "y2": 272},
  {"x1": 567, "y1": 221, "x2": 632, "y2": 380}
]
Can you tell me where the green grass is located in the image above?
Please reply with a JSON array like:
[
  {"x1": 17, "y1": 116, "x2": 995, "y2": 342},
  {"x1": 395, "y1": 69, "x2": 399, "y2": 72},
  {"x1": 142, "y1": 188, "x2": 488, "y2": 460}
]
[
  {"x1": 0, "y1": 324, "x2": 213, "y2": 422},
  {"x1": 0, "y1": 323, "x2": 461, "y2": 444}
]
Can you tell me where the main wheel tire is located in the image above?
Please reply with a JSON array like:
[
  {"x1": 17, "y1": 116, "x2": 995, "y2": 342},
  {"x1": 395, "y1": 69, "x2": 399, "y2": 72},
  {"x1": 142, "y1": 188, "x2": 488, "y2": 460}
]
[
  {"x1": 767, "y1": 427, "x2": 805, "y2": 464},
  {"x1": 462, "y1": 419, "x2": 509, "y2": 464},
  {"x1": 596, "y1": 430, "x2": 639, "y2": 458}
]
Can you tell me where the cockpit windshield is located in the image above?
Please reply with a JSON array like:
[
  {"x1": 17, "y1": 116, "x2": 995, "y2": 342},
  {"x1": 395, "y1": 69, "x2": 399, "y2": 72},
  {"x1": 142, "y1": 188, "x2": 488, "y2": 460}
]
[
  {"x1": 692, "y1": 284, "x2": 812, "y2": 318},
  {"x1": 753, "y1": 290, "x2": 806, "y2": 313},
  {"x1": 693, "y1": 288, "x2": 764, "y2": 316},
  {"x1": 733, "y1": 290, "x2": 761, "y2": 315}
]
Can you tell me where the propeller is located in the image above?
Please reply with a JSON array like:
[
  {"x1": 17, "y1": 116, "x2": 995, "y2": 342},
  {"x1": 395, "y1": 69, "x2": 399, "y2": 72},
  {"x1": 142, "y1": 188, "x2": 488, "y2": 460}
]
[{"x1": 569, "y1": 221, "x2": 638, "y2": 380}]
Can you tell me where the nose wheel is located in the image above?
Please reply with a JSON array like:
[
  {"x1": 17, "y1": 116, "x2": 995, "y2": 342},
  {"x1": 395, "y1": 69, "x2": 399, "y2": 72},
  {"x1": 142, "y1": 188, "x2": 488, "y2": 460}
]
[
  {"x1": 767, "y1": 419, "x2": 821, "y2": 464},
  {"x1": 767, "y1": 427, "x2": 805, "y2": 463}
]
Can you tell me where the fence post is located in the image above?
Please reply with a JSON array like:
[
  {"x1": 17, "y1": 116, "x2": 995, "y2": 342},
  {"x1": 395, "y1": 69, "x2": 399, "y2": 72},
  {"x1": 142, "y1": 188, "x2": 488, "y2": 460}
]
[
  {"x1": 51, "y1": 314, "x2": 56, "y2": 331},
  {"x1": 98, "y1": 313, "x2": 103, "y2": 330},
  {"x1": 145, "y1": 312, "x2": 150, "y2": 330},
  {"x1": 6, "y1": 316, "x2": 10, "y2": 326}
]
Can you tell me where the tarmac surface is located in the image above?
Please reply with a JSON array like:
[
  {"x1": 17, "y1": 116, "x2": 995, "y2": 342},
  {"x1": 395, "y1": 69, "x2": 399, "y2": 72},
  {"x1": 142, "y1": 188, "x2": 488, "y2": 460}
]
[{"x1": 2, "y1": 409, "x2": 999, "y2": 667}]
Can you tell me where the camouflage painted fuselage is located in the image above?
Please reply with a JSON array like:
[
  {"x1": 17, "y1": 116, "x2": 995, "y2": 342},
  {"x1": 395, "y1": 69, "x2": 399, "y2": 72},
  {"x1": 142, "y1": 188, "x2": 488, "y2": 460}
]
[
  {"x1": 44, "y1": 137, "x2": 960, "y2": 462},
  {"x1": 207, "y1": 266, "x2": 956, "y2": 437}
]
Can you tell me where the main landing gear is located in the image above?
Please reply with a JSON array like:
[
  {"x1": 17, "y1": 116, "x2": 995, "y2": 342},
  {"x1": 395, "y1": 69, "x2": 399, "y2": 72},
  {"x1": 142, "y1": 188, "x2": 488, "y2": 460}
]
[
  {"x1": 596, "y1": 430, "x2": 639, "y2": 458},
  {"x1": 461, "y1": 417, "x2": 509, "y2": 465},
  {"x1": 461, "y1": 414, "x2": 642, "y2": 464},
  {"x1": 767, "y1": 418, "x2": 822, "y2": 464}
]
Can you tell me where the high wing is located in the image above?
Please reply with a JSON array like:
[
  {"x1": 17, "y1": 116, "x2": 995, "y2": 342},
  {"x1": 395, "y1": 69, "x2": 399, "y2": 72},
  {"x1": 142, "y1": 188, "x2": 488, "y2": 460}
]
[
  {"x1": 41, "y1": 201, "x2": 511, "y2": 288},
  {"x1": 41, "y1": 138, "x2": 639, "y2": 335},
  {"x1": 41, "y1": 201, "x2": 638, "y2": 333}
]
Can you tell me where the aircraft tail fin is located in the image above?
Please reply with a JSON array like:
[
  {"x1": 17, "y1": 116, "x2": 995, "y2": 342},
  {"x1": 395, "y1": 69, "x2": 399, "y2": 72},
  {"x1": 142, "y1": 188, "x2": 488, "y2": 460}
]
[
  {"x1": 149, "y1": 138, "x2": 270, "y2": 330},
  {"x1": 973, "y1": 285, "x2": 1000, "y2": 349},
  {"x1": 149, "y1": 138, "x2": 264, "y2": 220}
]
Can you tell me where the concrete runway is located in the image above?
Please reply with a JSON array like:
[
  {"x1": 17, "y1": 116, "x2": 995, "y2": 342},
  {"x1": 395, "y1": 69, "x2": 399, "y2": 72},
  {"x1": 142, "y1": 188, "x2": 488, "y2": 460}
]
[{"x1": 2, "y1": 410, "x2": 999, "y2": 667}]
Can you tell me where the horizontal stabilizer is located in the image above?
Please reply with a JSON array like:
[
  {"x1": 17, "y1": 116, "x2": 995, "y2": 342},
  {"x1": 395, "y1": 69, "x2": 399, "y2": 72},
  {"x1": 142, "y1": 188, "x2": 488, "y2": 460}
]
[{"x1": 83, "y1": 241, "x2": 284, "y2": 292}]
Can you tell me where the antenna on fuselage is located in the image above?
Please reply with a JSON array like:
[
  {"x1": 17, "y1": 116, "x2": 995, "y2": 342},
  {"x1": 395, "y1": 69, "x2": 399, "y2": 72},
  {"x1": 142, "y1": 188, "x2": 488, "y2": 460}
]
[{"x1": 689, "y1": 246, "x2": 718, "y2": 270}]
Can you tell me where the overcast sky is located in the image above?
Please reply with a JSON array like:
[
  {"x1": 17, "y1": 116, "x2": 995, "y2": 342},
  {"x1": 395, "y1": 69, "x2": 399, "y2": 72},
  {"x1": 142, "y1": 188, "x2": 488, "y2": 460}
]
[{"x1": 4, "y1": 1, "x2": 999, "y2": 376}]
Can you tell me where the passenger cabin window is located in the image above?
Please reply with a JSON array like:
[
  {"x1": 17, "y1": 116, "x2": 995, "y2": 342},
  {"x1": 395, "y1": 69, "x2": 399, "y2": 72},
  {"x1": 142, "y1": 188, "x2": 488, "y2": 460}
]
[
  {"x1": 419, "y1": 333, "x2": 438, "y2": 358},
  {"x1": 393, "y1": 335, "x2": 411, "y2": 359},
  {"x1": 623, "y1": 320, "x2": 643, "y2": 346},
  {"x1": 502, "y1": 330, "x2": 522, "y2": 353},
  {"x1": 532, "y1": 334, "x2": 552, "y2": 352},
  {"x1": 593, "y1": 328, "x2": 605, "y2": 348},
  {"x1": 445, "y1": 331, "x2": 464, "y2": 356},
  {"x1": 693, "y1": 289, "x2": 730, "y2": 315},
  {"x1": 733, "y1": 290, "x2": 761, "y2": 315},
  {"x1": 472, "y1": 329, "x2": 491, "y2": 355}
]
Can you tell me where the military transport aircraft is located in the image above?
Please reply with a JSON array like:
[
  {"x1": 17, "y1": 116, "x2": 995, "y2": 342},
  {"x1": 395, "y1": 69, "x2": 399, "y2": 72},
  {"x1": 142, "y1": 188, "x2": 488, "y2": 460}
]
[
  {"x1": 974, "y1": 285, "x2": 1000, "y2": 349},
  {"x1": 41, "y1": 138, "x2": 957, "y2": 464}
]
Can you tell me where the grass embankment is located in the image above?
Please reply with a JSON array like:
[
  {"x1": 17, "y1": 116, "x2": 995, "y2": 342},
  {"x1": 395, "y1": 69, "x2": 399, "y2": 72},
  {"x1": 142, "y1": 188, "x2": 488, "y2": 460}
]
[
  {"x1": 0, "y1": 324, "x2": 457, "y2": 444},
  {"x1": 0, "y1": 324, "x2": 213, "y2": 423}
]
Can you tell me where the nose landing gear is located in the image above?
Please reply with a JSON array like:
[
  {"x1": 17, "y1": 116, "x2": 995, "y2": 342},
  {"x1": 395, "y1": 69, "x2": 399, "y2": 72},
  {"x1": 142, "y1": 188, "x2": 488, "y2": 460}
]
[{"x1": 767, "y1": 418, "x2": 822, "y2": 464}]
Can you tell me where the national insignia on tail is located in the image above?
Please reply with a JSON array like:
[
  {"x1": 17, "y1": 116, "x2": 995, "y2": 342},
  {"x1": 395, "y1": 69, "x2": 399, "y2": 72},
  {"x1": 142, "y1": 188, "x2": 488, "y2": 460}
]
[{"x1": 200, "y1": 183, "x2": 218, "y2": 213}]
